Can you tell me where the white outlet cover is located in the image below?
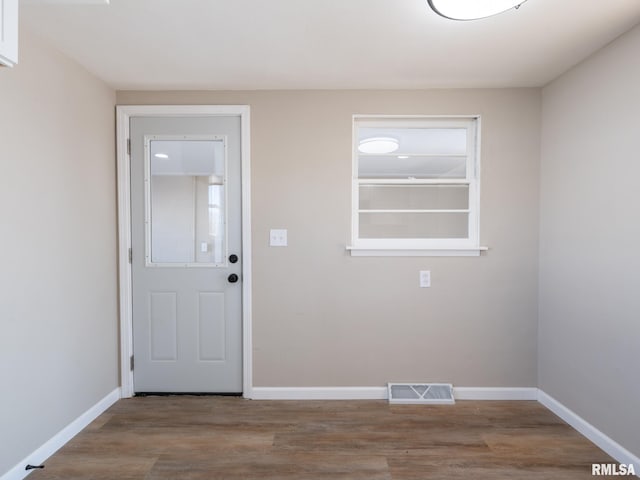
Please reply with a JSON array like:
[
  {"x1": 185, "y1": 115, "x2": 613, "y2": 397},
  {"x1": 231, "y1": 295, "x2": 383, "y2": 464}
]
[{"x1": 419, "y1": 270, "x2": 431, "y2": 288}]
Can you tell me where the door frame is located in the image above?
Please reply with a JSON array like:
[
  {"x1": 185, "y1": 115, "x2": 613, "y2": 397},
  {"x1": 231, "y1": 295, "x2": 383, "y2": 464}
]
[{"x1": 116, "y1": 105, "x2": 253, "y2": 398}]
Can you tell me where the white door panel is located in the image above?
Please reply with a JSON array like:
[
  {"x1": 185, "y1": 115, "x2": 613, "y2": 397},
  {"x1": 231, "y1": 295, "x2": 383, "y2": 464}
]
[{"x1": 130, "y1": 116, "x2": 242, "y2": 393}]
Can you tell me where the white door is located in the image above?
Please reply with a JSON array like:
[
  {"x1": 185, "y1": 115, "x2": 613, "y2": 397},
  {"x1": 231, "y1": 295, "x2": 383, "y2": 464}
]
[{"x1": 130, "y1": 115, "x2": 242, "y2": 393}]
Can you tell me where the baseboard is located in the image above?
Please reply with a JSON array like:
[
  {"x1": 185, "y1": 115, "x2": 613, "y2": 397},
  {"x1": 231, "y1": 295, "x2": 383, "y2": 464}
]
[
  {"x1": 538, "y1": 390, "x2": 639, "y2": 475},
  {"x1": 1, "y1": 388, "x2": 121, "y2": 480},
  {"x1": 250, "y1": 387, "x2": 387, "y2": 400},
  {"x1": 249, "y1": 386, "x2": 537, "y2": 401},
  {"x1": 454, "y1": 387, "x2": 538, "y2": 400}
]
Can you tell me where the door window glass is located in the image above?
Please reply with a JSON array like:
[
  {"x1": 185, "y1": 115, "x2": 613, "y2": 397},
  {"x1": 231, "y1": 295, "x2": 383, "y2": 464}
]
[{"x1": 146, "y1": 138, "x2": 226, "y2": 266}]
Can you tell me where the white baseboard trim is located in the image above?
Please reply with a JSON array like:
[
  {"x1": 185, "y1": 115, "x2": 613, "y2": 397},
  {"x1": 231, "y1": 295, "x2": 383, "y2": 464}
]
[
  {"x1": 1, "y1": 388, "x2": 121, "y2": 480},
  {"x1": 249, "y1": 386, "x2": 537, "y2": 401},
  {"x1": 538, "y1": 390, "x2": 639, "y2": 474},
  {"x1": 250, "y1": 387, "x2": 387, "y2": 400},
  {"x1": 454, "y1": 387, "x2": 538, "y2": 400}
]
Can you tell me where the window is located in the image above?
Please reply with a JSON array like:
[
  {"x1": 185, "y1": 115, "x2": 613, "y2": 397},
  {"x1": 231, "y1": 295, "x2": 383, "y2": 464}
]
[
  {"x1": 145, "y1": 136, "x2": 227, "y2": 267},
  {"x1": 349, "y1": 116, "x2": 484, "y2": 256}
]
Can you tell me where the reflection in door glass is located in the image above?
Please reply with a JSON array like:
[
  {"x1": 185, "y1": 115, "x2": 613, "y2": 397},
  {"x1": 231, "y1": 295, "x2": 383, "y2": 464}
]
[
  {"x1": 208, "y1": 184, "x2": 224, "y2": 264},
  {"x1": 148, "y1": 139, "x2": 226, "y2": 265}
]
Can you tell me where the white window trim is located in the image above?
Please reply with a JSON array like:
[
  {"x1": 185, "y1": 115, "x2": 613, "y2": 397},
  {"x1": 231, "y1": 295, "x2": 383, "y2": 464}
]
[{"x1": 348, "y1": 115, "x2": 487, "y2": 257}]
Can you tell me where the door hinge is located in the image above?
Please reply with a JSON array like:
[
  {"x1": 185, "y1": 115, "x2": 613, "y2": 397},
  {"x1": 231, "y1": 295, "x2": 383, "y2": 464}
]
[
  {"x1": 130, "y1": 355, "x2": 134, "y2": 371},
  {"x1": 128, "y1": 247, "x2": 132, "y2": 264},
  {"x1": 127, "y1": 138, "x2": 131, "y2": 155}
]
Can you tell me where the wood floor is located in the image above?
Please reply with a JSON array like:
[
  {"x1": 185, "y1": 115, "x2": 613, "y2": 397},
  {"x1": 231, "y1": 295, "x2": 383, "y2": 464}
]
[{"x1": 31, "y1": 396, "x2": 617, "y2": 479}]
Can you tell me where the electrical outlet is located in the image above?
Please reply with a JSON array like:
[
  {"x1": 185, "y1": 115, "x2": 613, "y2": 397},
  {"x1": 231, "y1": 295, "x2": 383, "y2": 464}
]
[{"x1": 419, "y1": 270, "x2": 431, "y2": 288}]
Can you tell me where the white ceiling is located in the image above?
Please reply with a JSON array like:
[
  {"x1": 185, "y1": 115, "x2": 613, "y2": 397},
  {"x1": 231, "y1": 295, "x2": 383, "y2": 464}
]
[{"x1": 21, "y1": 0, "x2": 640, "y2": 90}]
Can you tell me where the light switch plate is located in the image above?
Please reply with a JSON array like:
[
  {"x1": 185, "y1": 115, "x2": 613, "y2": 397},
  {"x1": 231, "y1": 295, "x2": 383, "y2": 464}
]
[
  {"x1": 270, "y1": 229, "x2": 288, "y2": 247},
  {"x1": 419, "y1": 270, "x2": 431, "y2": 288}
]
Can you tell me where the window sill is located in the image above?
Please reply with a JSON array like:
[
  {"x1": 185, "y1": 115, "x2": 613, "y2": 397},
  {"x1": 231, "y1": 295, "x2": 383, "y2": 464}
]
[{"x1": 346, "y1": 246, "x2": 488, "y2": 257}]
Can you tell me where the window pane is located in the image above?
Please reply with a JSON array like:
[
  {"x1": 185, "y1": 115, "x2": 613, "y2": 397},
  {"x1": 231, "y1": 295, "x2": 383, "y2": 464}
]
[
  {"x1": 358, "y1": 155, "x2": 466, "y2": 179},
  {"x1": 359, "y1": 185, "x2": 469, "y2": 210},
  {"x1": 359, "y1": 212, "x2": 468, "y2": 239},
  {"x1": 358, "y1": 127, "x2": 467, "y2": 179},
  {"x1": 149, "y1": 139, "x2": 225, "y2": 264},
  {"x1": 358, "y1": 127, "x2": 467, "y2": 155}
]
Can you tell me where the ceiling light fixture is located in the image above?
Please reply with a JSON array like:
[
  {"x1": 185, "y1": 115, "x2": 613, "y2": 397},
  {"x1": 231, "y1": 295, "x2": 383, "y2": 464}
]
[
  {"x1": 358, "y1": 137, "x2": 399, "y2": 154},
  {"x1": 427, "y1": 0, "x2": 527, "y2": 21},
  {"x1": 154, "y1": 153, "x2": 169, "y2": 159}
]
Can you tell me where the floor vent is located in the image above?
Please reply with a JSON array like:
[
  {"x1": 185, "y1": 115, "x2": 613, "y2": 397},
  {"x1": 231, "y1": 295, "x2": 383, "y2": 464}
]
[{"x1": 387, "y1": 383, "x2": 455, "y2": 404}]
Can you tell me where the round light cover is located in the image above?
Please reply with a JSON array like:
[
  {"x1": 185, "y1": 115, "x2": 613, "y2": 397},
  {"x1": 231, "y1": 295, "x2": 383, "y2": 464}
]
[
  {"x1": 428, "y1": 0, "x2": 527, "y2": 20},
  {"x1": 358, "y1": 137, "x2": 399, "y2": 154}
]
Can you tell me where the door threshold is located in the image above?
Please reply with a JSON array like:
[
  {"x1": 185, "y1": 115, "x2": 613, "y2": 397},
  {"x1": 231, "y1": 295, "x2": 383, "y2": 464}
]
[{"x1": 134, "y1": 392, "x2": 243, "y2": 397}]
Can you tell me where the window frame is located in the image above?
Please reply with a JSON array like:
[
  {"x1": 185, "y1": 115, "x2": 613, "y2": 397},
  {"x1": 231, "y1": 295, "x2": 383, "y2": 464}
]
[
  {"x1": 143, "y1": 134, "x2": 229, "y2": 268},
  {"x1": 349, "y1": 115, "x2": 486, "y2": 257}
]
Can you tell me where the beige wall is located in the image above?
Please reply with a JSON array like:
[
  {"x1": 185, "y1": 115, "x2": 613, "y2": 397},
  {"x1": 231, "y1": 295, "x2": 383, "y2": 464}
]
[
  {"x1": 539, "y1": 25, "x2": 640, "y2": 457},
  {"x1": 2, "y1": 14, "x2": 637, "y2": 475},
  {"x1": 118, "y1": 88, "x2": 541, "y2": 388},
  {"x1": 0, "y1": 30, "x2": 118, "y2": 475}
]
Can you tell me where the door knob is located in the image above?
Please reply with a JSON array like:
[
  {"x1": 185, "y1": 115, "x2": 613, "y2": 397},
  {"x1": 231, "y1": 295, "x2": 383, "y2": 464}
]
[
  {"x1": 229, "y1": 254, "x2": 239, "y2": 264},
  {"x1": 228, "y1": 273, "x2": 239, "y2": 283}
]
